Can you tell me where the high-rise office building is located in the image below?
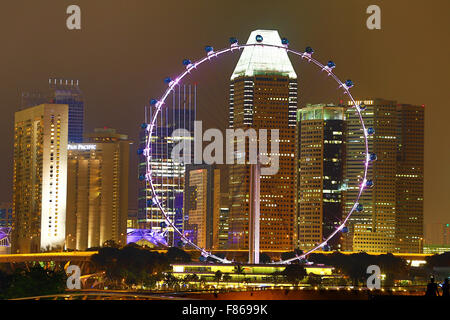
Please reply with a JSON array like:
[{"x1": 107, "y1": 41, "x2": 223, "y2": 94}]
[
  {"x1": 137, "y1": 85, "x2": 196, "y2": 245},
  {"x1": 0, "y1": 202, "x2": 13, "y2": 228},
  {"x1": 228, "y1": 30, "x2": 298, "y2": 251},
  {"x1": 425, "y1": 223, "x2": 450, "y2": 246},
  {"x1": 0, "y1": 203, "x2": 12, "y2": 254},
  {"x1": 218, "y1": 193, "x2": 230, "y2": 249},
  {"x1": 22, "y1": 79, "x2": 84, "y2": 143},
  {"x1": 66, "y1": 128, "x2": 131, "y2": 250},
  {"x1": 395, "y1": 104, "x2": 424, "y2": 253},
  {"x1": 12, "y1": 104, "x2": 68, "y2": 253},
  {"x1": 297, "y1": 104, "x2": 345, "y2": 251},
  {"x1": 343, "y1": 99, "x2": 397, "y2": 253},
  {"x1": 184, "y1": 164, "x2": 221, "y2": 250}
]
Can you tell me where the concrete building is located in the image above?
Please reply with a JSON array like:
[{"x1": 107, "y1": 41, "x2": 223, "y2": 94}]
[
  {"x1": 228, "y1": 30, "x2": 298, "y2": 251},
  {"x1": 395, "y1": 104, "x2": 424, "y2": 253},
  {"x1": 12, "y1": 104, "x2": 68, "y2": 253},
  {"x1": 218, "y1": 193, "x2": 230, "y2": 250},
  {"x1": 297, "y1": 104, "x2": 345, "y2": 251},
  {"x1": 343, "y1": 99, "x2": 397, "y2": 253},
  {"x1": 22, "y1": 79, "x2": 84, "y2": 143},
  {"x1": 66, "y1": 128, "x2": 131, "y2": 250},
  {"x1": 184, "y1": 164, "x2": 221, "y2": 250}
]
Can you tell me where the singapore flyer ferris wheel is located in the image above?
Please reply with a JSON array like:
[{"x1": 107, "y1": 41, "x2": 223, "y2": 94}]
[{"x1": 141, "y1": 31, "x2": 374, "y2": 265}]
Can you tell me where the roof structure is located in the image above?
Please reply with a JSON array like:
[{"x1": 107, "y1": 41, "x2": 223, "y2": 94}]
[{"x1": 231, "y1": 29, "x2": 297, "y2": 80}]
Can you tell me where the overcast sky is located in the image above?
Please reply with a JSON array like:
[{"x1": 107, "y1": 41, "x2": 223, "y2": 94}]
[{"x1": 0, "y1": 0, "x2": 448, "y2": 225}]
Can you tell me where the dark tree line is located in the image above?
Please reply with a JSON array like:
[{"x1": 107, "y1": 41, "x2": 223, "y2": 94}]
[
  {"x1": 91, "y1": 244, "x2": 191, "y2": 289},
  {"x1": 307, "y1": 252, "x2": 408, "y2": 285},
  {"x1": 0, "y1": 265, "x2": 66, "y2": 299}
]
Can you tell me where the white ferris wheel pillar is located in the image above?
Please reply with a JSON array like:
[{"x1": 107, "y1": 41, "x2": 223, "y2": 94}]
[{"x1": 249, "y1": 162, "x2": 261, "y2": 264}]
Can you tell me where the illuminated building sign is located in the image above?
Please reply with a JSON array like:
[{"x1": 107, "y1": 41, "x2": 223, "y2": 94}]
[{"x1": 68, "y1": 144, "x2": 96, "y2": 150}]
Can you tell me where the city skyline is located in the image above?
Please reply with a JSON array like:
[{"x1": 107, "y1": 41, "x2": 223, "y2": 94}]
[
  {"x1": 0, "y1": 1, "x2": 449, "y2": 303},
  {"x1": 0, "y1": 1, "x2": 448, "y2": 229}
]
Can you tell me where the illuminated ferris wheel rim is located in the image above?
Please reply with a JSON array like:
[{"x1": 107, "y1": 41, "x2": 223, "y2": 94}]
[{"x1": 143, "y1": 38, "x2": 372, "y2": 265}]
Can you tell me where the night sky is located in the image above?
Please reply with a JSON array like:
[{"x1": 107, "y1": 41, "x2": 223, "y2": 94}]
[{"x1": 0, "y1": 0, "x2": 449, "y2": 225}]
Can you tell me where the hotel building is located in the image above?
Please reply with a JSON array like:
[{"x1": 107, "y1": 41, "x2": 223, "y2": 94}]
[
  {"x1": 12, "y1": 104, "x2": 68, "y2": 253},
  {"x1": 66, "y1": 128, "x2": 131, "y2": 250}
]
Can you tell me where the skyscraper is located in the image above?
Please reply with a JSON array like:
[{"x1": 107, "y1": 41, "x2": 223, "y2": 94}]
[
  {"x1": 22, "y1": 79, "x2": 84, "y2": 143},
  {"x1": 0, "y1": 203, "x2": 13, "y2": 228},
  {"x1": 218, "y1": 193, "x2": 230, "y2": 250},
  {"x1": 395, "y1": 104, "x2": 424, "y2": 253},
  {"x1": 184, "y1": 164, "x2": 221, "y2": 250},
  {"x1": 228, "y1": 30, "x2": 298, "y2": 251},
  {"x1": 66, "y1": 128, "x2": 131, "y2": 250},
  {"x1": 12, "y1": 104, "x2": 68, "y2": 253},
  {"x1": 137, "y1": 85, "x2": 196, "y2": 246},
  {"x1": 297, "y1": 104, "x2": 345, "y2": 251},
  {"x1": 343, "y1": 99, "x2": 397, "y2": 253}
]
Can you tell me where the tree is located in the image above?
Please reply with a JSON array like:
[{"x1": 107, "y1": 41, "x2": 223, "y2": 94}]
[
  {"x1": 164, "y1": 272, "x2": 179, "y2": 290},
  {"x1": 282, "y1": 264, "x2": 307, "y2": 286},
  {"x1": 166, "y1": 247, "x2": 191, "y2": 263},
  {"x1": 259, "y1": 253, "x2": 271, "y2": 264},
  {"x1": 5, "y1": 266, "x2": 66, "y2": 299},
  {"x1": 223, "y1": 273, "x2": 232, "y2": 285},
  {"x1": 233, "y1": 264, "x2": 245, "y2": 282},
  {"x1": 214, "y1": 270, "x2": 223, "y2": 287},
  {"x1": 280, "y1": 249, "x2": 303, "y2": 263}
]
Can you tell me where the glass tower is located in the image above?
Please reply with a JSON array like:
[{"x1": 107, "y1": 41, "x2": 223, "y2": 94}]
[{"x1": 137, "y1": 85, "x2": 196, "y2": 246}]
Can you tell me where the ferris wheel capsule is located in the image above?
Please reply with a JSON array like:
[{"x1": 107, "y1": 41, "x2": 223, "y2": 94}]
[
  {"x1": 327, "y1": 61, "x2": 336, "y2": 69},
  {"x1": 140, "y1": 123, "x2": 148, "y2": 130},
  {"x1": 255, "y1": 34, "x2": 263, "y2": 42},
  {"x1": 365, "y1": 179, "x2": 374, "y2": 188},
  {"x1": 345, "y1": 79, "x2": 354, "y2": 88},
  {"x1": 281, "y1": 37, "x2": 289, "y2": 47},
  {"x1": 182, "y1": 59, "x2": 194, "y2": 70},
  {"x1": 150, "y1": 99, "x2": 158, "y2": 106},
  {"x1": 342, "y1": 226, "x2": 349, "y2": 233},
  {"x1": 229, "y1": 37, "x2": 238, "y2": 49},
  {"x1": 323, "y1": 244, "x2": 331, "y2": 251},
  {"x1": 356, "y1": 203, "x2": 364, "y2": 212},
  {"x1": 205, "y1": 45, "x2": 214, "y2": 56},
  {"x1": 367, "y1": 127, "x2": 375, "y2": 135},
  {"x1": 369, "y1": 153, "x2": 377, "y2": 162}
]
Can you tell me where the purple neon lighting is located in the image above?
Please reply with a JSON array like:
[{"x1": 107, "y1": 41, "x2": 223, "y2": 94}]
[{"x1": 145, "y1": 42, "x2": 369, "y2": 264}]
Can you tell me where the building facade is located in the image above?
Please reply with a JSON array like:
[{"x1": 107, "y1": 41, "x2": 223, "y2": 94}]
[
  {"x1": 227, "y1": 30, "x2": 298, "y2": 251},
  {"x1": 343, "y1": 99, "x2": 397, "y2": 253},
  {"x1": 297, "y1": 104, "x2": 345, "y2": 251},
  {"x1": 395, "y1": 104, "x2": 424, "y2": 253},
  {"x1": 22, "y1": 79, "x2": 84, "y2": 143},
  {"x1": 66, "y1": 128, "x2": 130, "y2": 250},
  {"x1": 12, "y1": 104, "x2": 68, "y2": 253},
  {"x1": 218, "y1": 193, "x2": 230, "y2": 250},
  {"x1": 0, "y1": 203, "x2": 13, "y2": 228},
  {"x1": 184, "y1": 164, "x2": 221, "y2": 250},
  {"x1": 137, "y1": 85, "x2": 196, "y2": 246}
]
